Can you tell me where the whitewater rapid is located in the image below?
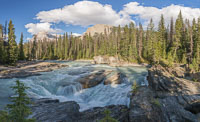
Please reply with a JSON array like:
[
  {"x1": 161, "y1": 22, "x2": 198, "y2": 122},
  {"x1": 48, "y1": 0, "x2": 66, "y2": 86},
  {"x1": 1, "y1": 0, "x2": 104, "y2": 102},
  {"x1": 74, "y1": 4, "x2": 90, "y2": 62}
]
[{"x1": 0, "y1": 61, "x2": 148, "y2": 111}]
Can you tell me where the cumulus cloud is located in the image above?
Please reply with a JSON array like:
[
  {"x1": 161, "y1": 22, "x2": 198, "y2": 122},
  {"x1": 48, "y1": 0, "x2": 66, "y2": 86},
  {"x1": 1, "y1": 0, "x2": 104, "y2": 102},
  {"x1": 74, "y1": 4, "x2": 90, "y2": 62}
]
[
  {"x1": 26, "y1": 1, "x2": 200, "y2": 35},
  {"x1": 36, "y1": 1, "x2": 132, "y2": 26},
  {"x1": 121, "y1": 2, "x2": 200, "y2": 27},
  {"x1": 25, "y1": 22, "x2": 62, "y2": 35},
  {"x1": 72, "y1": 33, "x2": 82, "y2": 37}
]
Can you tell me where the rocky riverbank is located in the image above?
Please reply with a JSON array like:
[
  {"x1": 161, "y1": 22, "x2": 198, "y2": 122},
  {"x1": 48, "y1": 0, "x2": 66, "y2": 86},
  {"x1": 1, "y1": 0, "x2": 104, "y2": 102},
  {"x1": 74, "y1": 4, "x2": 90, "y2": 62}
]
[
  {"x1": 0, "y1": 61, "x2": 68, "y2": 79},
  {"x1": 93, "y1": 56, "x2": 148, "y2": 67},
  {"x1": 30, "y1": 64, "x2": 200, "y2": 122},
  {"x1": 129, "y1": 65, "x2": 200, "y2": 122}
]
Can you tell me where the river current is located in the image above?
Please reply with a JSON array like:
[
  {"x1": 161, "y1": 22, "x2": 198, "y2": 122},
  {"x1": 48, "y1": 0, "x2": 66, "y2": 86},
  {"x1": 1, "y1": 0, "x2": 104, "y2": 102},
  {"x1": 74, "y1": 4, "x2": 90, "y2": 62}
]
[{"x1": 0, "y1": 61, "x2": 148, "y2": 111}]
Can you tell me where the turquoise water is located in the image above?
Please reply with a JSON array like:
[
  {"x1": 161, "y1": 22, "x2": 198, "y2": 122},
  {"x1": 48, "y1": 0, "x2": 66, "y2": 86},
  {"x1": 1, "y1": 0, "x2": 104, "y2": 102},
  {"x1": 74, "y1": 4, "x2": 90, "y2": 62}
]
[{"x1": 0, "y1": 61, "x2": 147, "y2": 111}]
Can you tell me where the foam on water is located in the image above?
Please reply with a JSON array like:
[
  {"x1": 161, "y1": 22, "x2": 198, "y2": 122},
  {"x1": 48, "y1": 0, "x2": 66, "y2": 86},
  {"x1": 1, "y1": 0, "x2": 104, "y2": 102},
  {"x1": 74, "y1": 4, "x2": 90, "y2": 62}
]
[{"x1": 0, "y1": 61, "x2": 148, "y2": 111}]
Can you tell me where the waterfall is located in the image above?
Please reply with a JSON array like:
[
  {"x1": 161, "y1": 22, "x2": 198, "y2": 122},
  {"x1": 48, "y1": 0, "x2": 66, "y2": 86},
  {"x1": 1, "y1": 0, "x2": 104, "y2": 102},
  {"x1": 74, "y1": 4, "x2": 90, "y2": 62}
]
[{"x1": 0, "y1": 61, "x2": 148, "y2": 111}]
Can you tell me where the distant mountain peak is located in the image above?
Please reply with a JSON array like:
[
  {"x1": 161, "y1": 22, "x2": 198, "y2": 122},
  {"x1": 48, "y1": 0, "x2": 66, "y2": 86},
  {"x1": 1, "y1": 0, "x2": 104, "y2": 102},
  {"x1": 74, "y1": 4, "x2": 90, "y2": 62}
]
[
  {"x1": 31, "y1": 31, "x2": 57, "y2": 42},
  {"x1": 83, "y1": 24, "x2": 113, "y2": 37}
]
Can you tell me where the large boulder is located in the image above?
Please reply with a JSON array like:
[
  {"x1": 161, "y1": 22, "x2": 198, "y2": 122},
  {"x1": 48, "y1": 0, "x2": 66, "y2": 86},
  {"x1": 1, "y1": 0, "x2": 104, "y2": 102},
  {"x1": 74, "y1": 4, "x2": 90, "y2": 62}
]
[
  {"x1": 104, "y1": 72, "x2": 127, "y2": 85},
  {"x1": 140, "y1": 65, "x2": 200, "y2": 122},
  {"x1": 129, "y1": 65, "x2": 200, "y2": 122},
  {"x1": 76, "y1": 70, "x2": 112, "y2": 88},
  {"x1": 93, "y1": 55, "x2": 148, "y2": 67},
  {"x1": 93, "y1": 56, "x2": 110, "y2": 64},
  {"x1": 129, "y1": 87, "x2": 165, "y2": 122},
  {"x1": 31, "y1": 98, "x2": 129, "y2": 122},
  {"x1": 31, "y1": 99, "x2": 80, "y2": 122}
]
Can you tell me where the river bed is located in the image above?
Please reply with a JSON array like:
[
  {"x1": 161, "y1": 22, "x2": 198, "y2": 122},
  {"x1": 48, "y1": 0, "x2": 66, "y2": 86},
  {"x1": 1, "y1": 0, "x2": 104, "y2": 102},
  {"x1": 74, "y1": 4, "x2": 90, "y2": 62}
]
[{"x1": 0, "y1": 61, "x2": 148, "y2": 111}]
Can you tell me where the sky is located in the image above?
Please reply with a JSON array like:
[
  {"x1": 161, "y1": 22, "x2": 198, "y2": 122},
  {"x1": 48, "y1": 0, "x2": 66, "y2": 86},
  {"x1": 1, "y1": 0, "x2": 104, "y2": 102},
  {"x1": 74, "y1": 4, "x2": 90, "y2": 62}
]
[{"x1": 1, "y1": 0, "x2": 200, "y2": 43}]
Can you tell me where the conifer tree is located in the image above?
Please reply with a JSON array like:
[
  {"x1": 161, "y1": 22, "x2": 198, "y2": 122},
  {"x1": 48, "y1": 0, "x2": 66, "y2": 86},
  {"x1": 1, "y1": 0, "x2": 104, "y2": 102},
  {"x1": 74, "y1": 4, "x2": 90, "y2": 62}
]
[
  {"x1": 65, "y1": 33, "x2": 69, "y2": 59},
  {"x1": 1, "y1": 80, "x2": 34, "y2": 122},
  {"x1": 0, "y1": 24, "x2": 3, "y2": 63},
  {"x1": 31, "y1": 36, "x2": 37, "y2": 60},
  {"x1": 158, "y1": 14, "x2": 167, "y2": 59},
  {"x1": 8, "y1": 20, "x2": 18, "y2": 65},
  {"x1": 18, "y1": 32, "x2": 25, "y2": 60},
  {"x1": 146, "y1": 19, "x2": 155, "y2": 62}
]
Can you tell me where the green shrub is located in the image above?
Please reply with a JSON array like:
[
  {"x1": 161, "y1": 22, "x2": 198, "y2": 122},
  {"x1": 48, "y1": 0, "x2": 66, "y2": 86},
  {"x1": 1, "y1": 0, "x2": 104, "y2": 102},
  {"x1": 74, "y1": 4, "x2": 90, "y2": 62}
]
[
  {"x1": 151, "y1": 98, "x2": 161, "y2": 107},
  {"x1": 99, "y1": 109, "x2": 118, "y2": 122},
  {"x1": 131, "y1": 81, "x2": 138, "y2": 93},
  {"x1": 192, "y1": 78, "x2": 198, "y2": 82}
]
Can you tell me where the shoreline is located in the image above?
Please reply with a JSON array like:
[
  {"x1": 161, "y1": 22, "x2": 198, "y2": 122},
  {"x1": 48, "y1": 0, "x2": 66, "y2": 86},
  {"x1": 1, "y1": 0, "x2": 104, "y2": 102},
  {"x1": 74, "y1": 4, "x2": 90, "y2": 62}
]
[{"x1": 0, "y1": 61, "x2": 68, "y2": 79}]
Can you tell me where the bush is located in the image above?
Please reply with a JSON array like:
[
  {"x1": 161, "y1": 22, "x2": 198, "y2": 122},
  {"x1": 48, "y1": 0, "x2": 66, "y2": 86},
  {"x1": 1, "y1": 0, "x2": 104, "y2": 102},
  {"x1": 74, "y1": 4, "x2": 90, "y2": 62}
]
[
  {"x1": 131, "y1": 81, "x2": 138, "y2": 93},
  {"x1": 159, "y1": 58, "x2": 173, "y2": 67},
  {"x1": 151, "y1": 98, "x2": 161, "y2": 107},
  {"x1": 0, "y1": 80, "x2": 34, "y2": 122},
  {"x1": 99, "y1": 109, "x2": 118, "y2": 122},
  {"x1": 192, "y1": 78, "x2": 199, "y2": 82}
]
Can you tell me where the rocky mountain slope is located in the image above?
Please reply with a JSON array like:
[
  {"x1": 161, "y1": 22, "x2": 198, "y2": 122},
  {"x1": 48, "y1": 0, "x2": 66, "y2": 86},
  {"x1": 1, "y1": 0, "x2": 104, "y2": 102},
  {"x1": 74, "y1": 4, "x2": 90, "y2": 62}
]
[
  {"x1": 83, "y1": 24, "x2": 113, "y2": 37},
  {"x1": 29, "y1": 31, "x2": 57, "y2": 42}
]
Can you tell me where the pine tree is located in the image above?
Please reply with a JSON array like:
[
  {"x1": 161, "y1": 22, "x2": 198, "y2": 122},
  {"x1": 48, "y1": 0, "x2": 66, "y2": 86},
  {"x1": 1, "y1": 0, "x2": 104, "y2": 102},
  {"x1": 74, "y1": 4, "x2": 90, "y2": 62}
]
[
  {"x1": 146, "y1": 19, "x2": 155, "y2": 62},
  {"x1": 6, "y1": 80, "x2": 34, "y2": 122},
  {"x1": 64, "y1": 33, "x2": 69, "y2": 59},
  {"x1": 137, "y1": 23, "x2": 144, "y2": 62},
  {"x1": 158, "y1": 14, "x2": 167, "y2": 59},
  {"x1": 196, "y1": 18, "x2": 200, "y2": 64},
  {"x1": 31, "y1": 36, "x2": 37, "y2": 60},
  {"x1": 169, "y1": 11, "x2": 184, "y2": 62},
  {"x1": 8, "y1": 20, "x2": 18, "y2": 65},
  {"x1": 18, "y1": 32, "x2": 25, "y2": 60},
  {"x1": 0, "y1": 24, "x2": 3, "y2": 63}
]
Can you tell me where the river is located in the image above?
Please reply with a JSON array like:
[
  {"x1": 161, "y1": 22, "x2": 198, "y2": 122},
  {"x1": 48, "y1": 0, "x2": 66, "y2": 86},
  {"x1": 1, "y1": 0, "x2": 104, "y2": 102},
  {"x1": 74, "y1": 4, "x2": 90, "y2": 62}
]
[{"x1": 0, "y1": 61, "x2": 148, "y2": 111}]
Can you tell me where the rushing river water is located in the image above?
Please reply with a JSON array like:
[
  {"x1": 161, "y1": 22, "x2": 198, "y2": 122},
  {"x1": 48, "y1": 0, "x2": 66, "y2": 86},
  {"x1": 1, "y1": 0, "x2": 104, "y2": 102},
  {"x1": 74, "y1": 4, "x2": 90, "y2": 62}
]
[{"x1": 0, "y1": 61, "x2": 148, "y2": 111}]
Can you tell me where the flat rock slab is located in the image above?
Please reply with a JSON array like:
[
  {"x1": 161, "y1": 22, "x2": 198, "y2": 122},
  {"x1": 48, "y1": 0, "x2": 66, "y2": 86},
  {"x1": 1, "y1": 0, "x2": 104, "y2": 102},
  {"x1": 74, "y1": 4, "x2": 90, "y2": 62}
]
[{"x1": 0, "y1": 61, "x2": 68, "y2": 79}]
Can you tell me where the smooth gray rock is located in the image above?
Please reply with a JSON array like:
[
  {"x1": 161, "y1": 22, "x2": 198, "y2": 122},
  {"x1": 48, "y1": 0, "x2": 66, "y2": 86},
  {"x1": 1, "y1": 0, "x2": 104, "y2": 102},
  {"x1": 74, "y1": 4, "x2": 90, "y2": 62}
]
[
  {"x1": 31, "y1": 99, "x2": 129, "y2": 122},
  {"x1": 76, "y1": 70, "x2": 112, "y2": 88},
  {"x1": 31, "y1": 99, "x2": 80, "y2": 122},
  {"x1": 104, "y1": 72, "x2": 126, "y2": 85}
]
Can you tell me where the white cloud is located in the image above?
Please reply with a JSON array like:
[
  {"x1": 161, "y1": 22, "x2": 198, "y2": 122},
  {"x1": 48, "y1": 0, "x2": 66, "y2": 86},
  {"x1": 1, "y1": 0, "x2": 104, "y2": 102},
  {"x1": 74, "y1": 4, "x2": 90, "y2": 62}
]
[
  {"x1": 26, "y1": 1, "x2": 200, "y2": 35},
  {"x1": 72, "y1": 33, "x2": 82, "y2": 37},
  {"x1": 26, "y1": 37, "x2": 32, "y2": 41},
  {"x1": 36, "y1": 1, "x2": 132, "y2": 27},
  {"x1": 25, "y1": 22, "x2": 62, "y2": 35},
  {"x1": 121, "y1": 2, "x2": 200, "y2": 27}
]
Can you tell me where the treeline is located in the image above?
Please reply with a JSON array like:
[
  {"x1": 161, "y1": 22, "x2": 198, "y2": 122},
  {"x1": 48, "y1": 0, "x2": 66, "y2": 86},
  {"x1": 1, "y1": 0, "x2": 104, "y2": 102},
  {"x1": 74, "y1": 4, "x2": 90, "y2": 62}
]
[
  {"x1": 1, "y1": 11, "x2": 200, "y2": 71},
  {"x1": 0, "y1": 20, "x2": 25, "y2": 65}
]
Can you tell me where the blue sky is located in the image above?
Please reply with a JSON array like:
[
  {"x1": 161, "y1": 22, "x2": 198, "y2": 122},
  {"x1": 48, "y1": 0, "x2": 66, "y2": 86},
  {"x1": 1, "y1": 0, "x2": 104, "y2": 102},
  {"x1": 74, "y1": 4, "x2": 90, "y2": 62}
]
[{"x1": 1, "y1": 0, "x2": 200, "y2": 43}]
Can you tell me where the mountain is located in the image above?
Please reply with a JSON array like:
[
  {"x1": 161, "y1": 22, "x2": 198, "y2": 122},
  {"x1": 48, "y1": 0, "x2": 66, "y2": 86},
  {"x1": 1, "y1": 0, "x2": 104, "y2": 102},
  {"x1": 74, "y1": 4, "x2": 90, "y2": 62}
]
[
  {"x1": 83, "y1": 24, "x2": 113, "y2": 37},
  {"x1": 30, "y1": 31, "x2": 57, "y2": 42},
  {"x1": 29, "y1": 24, "x2": 113, "y2": 42}
]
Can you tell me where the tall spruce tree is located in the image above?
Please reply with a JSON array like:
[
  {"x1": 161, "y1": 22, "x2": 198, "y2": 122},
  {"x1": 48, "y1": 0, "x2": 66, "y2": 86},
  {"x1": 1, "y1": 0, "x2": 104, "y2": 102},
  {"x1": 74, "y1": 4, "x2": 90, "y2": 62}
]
[
  {"x1": 158, "y1": 14, "x2": 167, "y2": 59},
  {"x1": 18, "y1": 32, "x2": 25, "y2": 60},
  {"x1": 0, "y1": 24, "x2": 3, "y2": 63},
  {"x1": 8, "y1": 20, "x2": 18, "y2": 65}
]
